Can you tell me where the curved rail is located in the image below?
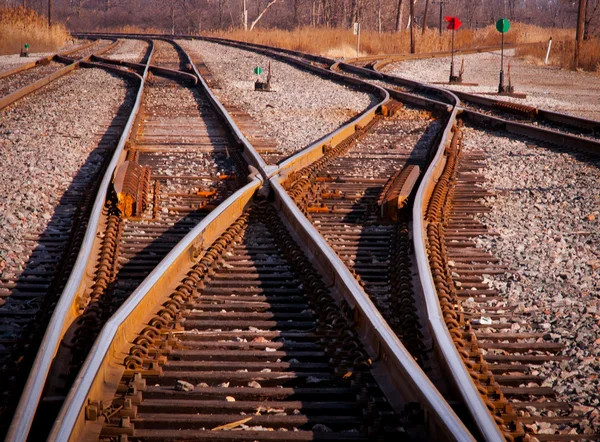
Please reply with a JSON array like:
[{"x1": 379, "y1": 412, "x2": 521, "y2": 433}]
[
  {"x1": 36, "y1": 33, "x2": 480, "y2": 441},
  {"x1": 0, "y1": 39, "x2": 101, "y2": 81},
  {"x1": 9, "y1": 33, "x2": 533, "y2": 442},
  {"x1": 0, "y1": 39, "x2": 120, "y2": 110},
  {"x1": 4, "y1": 40, "x2": 155, "y2": 442},
  {"x1": 49, "y1": 177, "x2": 262, "y2": 441},
  {"x1": 190, "y1": 36, "x2": 507, "y2": 441}
]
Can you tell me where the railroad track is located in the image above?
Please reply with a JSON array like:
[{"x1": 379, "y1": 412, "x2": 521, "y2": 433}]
[
  {"x1": 5, "y1": 33, "x2": 600, "y2": 442},
  {"x1": 282, "y1": 105, "x2": 440, "y2": 363},
  {"x1": 6, "y1": 34, "x2": 477, "y2": 442},
  {"x1": 419, "y1": 120, "x2": 600, "y2": 440},
  {"x1": 74, "y1": 201, "x2": 419, "y2": 441},
  {"x1": 181, "y1": 36, "x2": 600, "y2": 441},
  {"x1": 2, "y1": 38, "x2": 251, "y2": 440},
  {"x1": 0, "y1": 38, "x2": 124, "y2": 110},
  {"x1": 332, "y1": 52, "x2": 600, "y2": 152},
  {"x1": 0, "y1": 39, "x2": 152, "y2": 437}
]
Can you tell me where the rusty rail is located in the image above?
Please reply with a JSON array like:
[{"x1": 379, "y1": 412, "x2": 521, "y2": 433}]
[
  {"x1": 270, "y1": 177, "x2": 475, "y2": 440},
  {"x1": 0, "y1": 39, "x2": 120, "y2": 110},
  {"x1": 0, "y1": 40, "x2": 100, "y2": 81},
  {"x1": 49, "y1": 177, "x2": 261, "y2": 441},
  {"x1": 4, "y1": 40, "x2": 154, "y2": 442},
  {"x1": 64, "y1": 32, "x2": 501, "y2": 440},
  {"x1": 10, "y1": 32, "x2": 545, "y2": 441}
]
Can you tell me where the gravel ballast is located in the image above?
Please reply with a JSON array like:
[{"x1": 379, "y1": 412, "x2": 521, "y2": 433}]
[
  {"x1": 105, "y1": 38, "x2": 149, "y2": 63},
  {"x1": 0, "y1": 52, "x2": 56, "y2": 75},
  {"x1": 462, "y1": 127, "x2": 600, "y2": 431},
  {"x1": 0, "y1": 68, "x2": 134, "y2": 281},
  {"x1": 181, "y1": 40, "x2": 376, "y2": 158},
  {"x1": 386, "y1": 50, "x2": 600, "y2": 120}
]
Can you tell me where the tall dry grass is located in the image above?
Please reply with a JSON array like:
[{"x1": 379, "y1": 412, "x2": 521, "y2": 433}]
[
  {"x1": 516, "y1": 34, "x2": 600, "y2": 72},
  {"x1": 98, "y1": 24, "x2": 166, "y2": 35},
  {"x1": 207, "y1": 23, "x2": 559, "y2": 58},
  {"x1": 0, "y1": 7, "x2": 69, "y2": 55}
]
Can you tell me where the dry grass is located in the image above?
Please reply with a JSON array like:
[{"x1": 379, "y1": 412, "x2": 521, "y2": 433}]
[
  {"x1": 516, "y1": 34, "x2": 600, "y2": 72},
  {"x1": 99, "y1": 24, "x2": 165, "y2": 35},
  {"x1": 0, "y1": 7, "x2": 69, "y2": 55},
  {"x1": 207, "y1": 23, "x2": 559, "y2": 58}
]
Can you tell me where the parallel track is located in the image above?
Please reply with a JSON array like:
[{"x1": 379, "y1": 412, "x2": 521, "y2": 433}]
[
  {"x1": 8, "y1": 34, "x2": 477, "y2": 442},
  {"x1": 0, "y1": 38, "x2": 150, "y2": 438},
  {"x1": 22, "y1": 39, "x2": 247, "y2": 440},
  {"x1": 283, "y1": 107, "x2": 440, "y2": 364},
  {"x1": 420, "y1": 121, "x2": 600, "y2": 440},
  {"x1": 7, "y1": 32, "x2": 600, "y2": 442}
]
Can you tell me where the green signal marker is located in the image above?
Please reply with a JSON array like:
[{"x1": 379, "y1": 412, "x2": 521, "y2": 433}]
[{"x1": 496, "y1": 18, "x2": 510, "y2": 33}]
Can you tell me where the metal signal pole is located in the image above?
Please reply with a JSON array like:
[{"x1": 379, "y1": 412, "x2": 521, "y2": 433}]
[{"x1": 574, "y1": 0, "x2": 586, "y2": 68}]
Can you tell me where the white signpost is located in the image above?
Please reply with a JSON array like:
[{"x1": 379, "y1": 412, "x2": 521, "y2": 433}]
[{"x1": 354, "y1": 22, "x2": 360, "y2": 57}]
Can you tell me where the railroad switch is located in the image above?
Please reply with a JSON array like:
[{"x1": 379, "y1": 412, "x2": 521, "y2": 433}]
[
  {"x1": 255, "y1": 60, "x2": 272, "y2": 91},
  {"x1": 20, "y1": 43, "x2": 29, "y2": 57},
  {"x1": 113, "y1": 161, "x2": 151, "y2": 218},
  {"x1": 382, "y1": 100, "x2": 404, "y2": 118},
  {"x1": 378, "y1": 165, "x2": 420, "y2": 221}
]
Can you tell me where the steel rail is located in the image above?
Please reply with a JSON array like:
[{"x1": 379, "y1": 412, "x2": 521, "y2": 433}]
[
  {"x1": 4, "y1": 40, "x2": 155, "y2": 442},
  {"x1": 0, "y1": 39, "x2": 119, "y2": 110},
  {"x1": 194, "y1": 37, "x2": 389, "y2": 176},
  {"x1": 0, "y1": 40, "x2": 100, "y2": 81},
  {"x1": 269, "y1": 177, "x2": 475, "y2": 441},
  {"x1": 49, "y1": 177, "x2": 262, "y2": 442},
  {"x1": 358, "y1": 55, "x2": 600, "y2": 153},
  {"x1": 12, "y1": 33, "x2": 514, "y2": 441},
  {"x1": 46, "y1": 34, "x2": 478, "y2": 441},
  {"x1": 170, "y1": 38, "x2": 271, "y2": 176},
  {"x1": 75, "y1": 33, "x2": 391, "y2": 177},
  {"x1": 369, "y1": 43, "x2": 524, "y2": 71},
  {"x1": 189, "y1": 37, "x2": 507, "y2": 441}
]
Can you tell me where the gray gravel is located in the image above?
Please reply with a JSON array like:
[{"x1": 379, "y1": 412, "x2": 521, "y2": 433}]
[
  {"x1": 385, "y1": 50, "x2": 600, "y2": 120},
  {"x1": 0, "y1": 52, "x2": 57, "y2": 75},
  {"x1": 180, "y1": 40, "x2": 376, "y2": 158},
  {"x1": 104, "y1": 39, "x2": 149, "y2": 63},
  {"x1": 461, "y1": 126, "x2": 600, "y2": 433},
  {"x1": 0, "y1": 69, "x2": 131, "y2": 280}
]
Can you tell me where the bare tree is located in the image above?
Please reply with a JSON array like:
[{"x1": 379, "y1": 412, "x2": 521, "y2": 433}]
[
  {"x1": 395, "y1": 0, "x2": 404, "y2": 31},
  {"x1": 250, "y1": 0, "x2": 279, "y2": 29},
  {"x1": 575, "y1": 0, "x2": 586, "y2": 67}
]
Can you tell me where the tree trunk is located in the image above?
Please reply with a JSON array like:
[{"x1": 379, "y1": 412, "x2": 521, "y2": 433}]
[
  {"x1": 422, "y1": 0, "x2": 429, "y2": 34},
  {"x1": 377, "y1": 0, "x2": 382, "y2": 32},
  {"x1": 349, "y1": 0, "x2": 357, "y2": 23},
  {"x1": 293, "y1": 0, "x2": 299, "y2": 27},
  {"x1": 48, "y1": 0, "x2": 52, "y2": 26},
  {"x1": 575, "y1": 0, "x2": 586, "y2": 67},
  {"x1": 171, "y1": 0, "x2": 175, "y2": 34},
  {"x1": 250, "y1": 0, "x2": 279, "y2": 30},
  {"x1": 218, "y1": 0, "x2": 224, "y2": 28},
  {"x1": 243, "y1": 0, "x2": 248, "y2": 30},
  {"x1": 395, "y1": 0, "x2": 403, "y2": 32}
]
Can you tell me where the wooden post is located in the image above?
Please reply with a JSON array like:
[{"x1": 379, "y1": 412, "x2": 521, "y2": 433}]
[{"x1": 574, "y1": 0, "x2": 586, "y2": 68}]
